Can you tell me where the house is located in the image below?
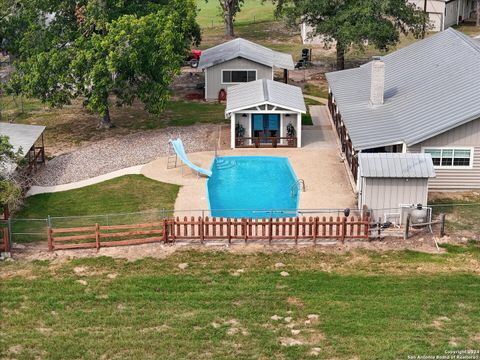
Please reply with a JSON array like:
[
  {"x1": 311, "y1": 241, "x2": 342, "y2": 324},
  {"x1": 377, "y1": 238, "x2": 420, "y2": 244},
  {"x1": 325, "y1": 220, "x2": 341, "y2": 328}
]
[
  {"x1": 198, "y1": 38, "x2": 294, "y2": 100},
  {"x1": 326, "y1": 28, "x2": 480, "y2": 191},
  {"x1": 358, "y1": 153, "x2": 436, "y2": 221},
  {"x1": 225, "y1": 79, "x2": 306, "y2": 149},
  {"x1": 409, "y1": 0, "x2": 475, "y2": 31},
  {"x1": 300, "y1": 0, "x2": 475, "y2": 44}
]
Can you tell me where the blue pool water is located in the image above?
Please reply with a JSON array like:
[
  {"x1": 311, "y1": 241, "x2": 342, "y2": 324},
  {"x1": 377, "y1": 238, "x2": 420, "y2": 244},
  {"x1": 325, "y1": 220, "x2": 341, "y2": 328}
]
[{"x1": 207, "y1": 156, "x2": 299, "y2": 218}]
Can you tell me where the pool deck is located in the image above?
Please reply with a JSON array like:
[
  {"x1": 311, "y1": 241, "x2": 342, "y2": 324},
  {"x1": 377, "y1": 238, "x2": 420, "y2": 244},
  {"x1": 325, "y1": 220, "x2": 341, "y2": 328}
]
[{"x1": 142, "y1": 147, "x2": 356, "y2": 217}]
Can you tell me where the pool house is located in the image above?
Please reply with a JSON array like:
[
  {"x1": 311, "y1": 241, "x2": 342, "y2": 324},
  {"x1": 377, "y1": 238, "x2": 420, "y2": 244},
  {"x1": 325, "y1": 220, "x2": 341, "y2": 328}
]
[{"x1": 226, "y1": 79, "x2": 306, "y2": 149}]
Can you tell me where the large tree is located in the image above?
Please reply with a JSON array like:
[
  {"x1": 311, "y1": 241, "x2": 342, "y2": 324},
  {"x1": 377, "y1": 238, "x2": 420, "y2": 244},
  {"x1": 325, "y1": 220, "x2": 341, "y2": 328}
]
[
  {"x1": 0, "y1": 0, "x2": 200, "y2": 128},
  {"x1": 219, "y1": 0, "x2": 244, "y2": 38},
  {"x1": 275, "y1": 0, "x2": 427, "y2": 70}
]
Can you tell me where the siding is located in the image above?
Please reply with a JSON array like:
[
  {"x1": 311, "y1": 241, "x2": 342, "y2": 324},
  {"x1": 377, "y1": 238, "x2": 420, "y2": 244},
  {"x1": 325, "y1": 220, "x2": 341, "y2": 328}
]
[
  {"x1": 360, "y1": 177, "x2": 429, "y2": 221},
  {"x1": 407, "y1": 117, "x2": 480, "y2": 190},
  {"x1": 205, "y1": 58, "x2": 272, "y2": 100}
]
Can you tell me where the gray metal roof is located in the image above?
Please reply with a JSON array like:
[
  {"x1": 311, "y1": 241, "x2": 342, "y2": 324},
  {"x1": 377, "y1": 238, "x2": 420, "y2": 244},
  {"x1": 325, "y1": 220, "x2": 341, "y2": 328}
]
[
  {"x1": 359, "y1": 153, "x2": 436, "y2": 178},
  {"x1": 0, "y1": 122, "x2": 45, "y2": 154},
  {"x1": 199, "y1": 38, "x2": 294, "y2": 70},
  {"x1": 225, "y1": 79, "x2": 306, "y2": 114},
  {"x1": 326, "y1": 28, "x2": 480, "y2": 151}
]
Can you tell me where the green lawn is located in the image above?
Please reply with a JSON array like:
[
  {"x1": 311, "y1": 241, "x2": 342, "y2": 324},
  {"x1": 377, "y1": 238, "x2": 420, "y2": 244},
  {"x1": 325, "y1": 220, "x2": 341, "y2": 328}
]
[
  {"x1": 303, "y1": 84, "x2": 329, "y2": 99},
  {"x1": 12, "y1": 175, "x2": 179, "y2": 243},
  {"x1": 1, "y1": 245, "x2": 479, "y2": 359},
  {"x1": 196, "y1": 0, "x2": 275, "y2": 28},
  {"x1": 429, "y1": 193, "x2": 480, "y2": 234}
]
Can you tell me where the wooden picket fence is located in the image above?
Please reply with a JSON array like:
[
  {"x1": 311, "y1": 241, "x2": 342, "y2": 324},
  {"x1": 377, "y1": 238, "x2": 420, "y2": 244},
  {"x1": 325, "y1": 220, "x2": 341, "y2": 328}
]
[{"x1": 47, "y1": 216, "x2": 370, "y2": 251}]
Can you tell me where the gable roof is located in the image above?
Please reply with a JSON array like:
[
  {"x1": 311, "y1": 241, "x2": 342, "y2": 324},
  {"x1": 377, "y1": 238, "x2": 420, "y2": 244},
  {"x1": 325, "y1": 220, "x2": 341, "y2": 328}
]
[
  {"x1": 198, "y1": 38, "x2": 294, "y2": 70},
  {"x1": 359, "y1": 153, "x2": 436, "y2": 178},
  {"x1": 0, "y1": 123, "x2": 45, "y2": 154},
  {"x1": 225, "y1": 79, "x2": 306, "y2": 114},
  {"x1": 326, "y1": 28, "x2": 480, "y2": 151}
]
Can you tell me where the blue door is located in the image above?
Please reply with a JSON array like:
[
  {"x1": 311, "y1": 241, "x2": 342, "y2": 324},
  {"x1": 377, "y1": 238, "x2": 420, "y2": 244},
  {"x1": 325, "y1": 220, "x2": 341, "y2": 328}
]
[{"x1": 252, "y1": 114, "x2": 280, "y2": 143}]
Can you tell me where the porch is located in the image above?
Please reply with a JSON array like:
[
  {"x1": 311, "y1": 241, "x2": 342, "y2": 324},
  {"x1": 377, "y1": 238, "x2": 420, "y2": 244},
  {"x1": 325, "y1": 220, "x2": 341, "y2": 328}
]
[
  {"x1": 226, "y1": 79, "x2": 306, "y2": 149},
  {"x1": 235, "y1": 136, "x2": 297, "y2": 148}
]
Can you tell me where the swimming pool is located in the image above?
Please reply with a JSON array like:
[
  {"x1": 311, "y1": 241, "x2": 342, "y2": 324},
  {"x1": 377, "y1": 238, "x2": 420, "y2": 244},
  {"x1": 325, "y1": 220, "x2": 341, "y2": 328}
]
[{"x1": 207, "y1": 156, "x2": 299, "y2": 218}]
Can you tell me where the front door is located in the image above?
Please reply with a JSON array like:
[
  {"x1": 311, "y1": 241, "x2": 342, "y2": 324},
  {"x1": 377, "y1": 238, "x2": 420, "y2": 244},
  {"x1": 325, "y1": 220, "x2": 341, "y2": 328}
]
[{"x1": 252, "y1": 114, "x2": 280, "y2": 143}]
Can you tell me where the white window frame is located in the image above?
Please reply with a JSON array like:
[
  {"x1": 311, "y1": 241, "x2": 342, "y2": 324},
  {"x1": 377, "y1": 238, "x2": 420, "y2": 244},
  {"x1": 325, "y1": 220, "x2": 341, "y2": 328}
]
[
  {"x1": 221, "y1": 69, "x2": 257, "y2": 84},
  {"x1": 422, "y1": 146, "x2": 474, "y2": 169}
]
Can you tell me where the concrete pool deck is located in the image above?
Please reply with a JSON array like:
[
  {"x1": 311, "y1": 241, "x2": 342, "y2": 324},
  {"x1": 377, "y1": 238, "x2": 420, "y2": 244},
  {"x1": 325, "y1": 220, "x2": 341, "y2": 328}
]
[{"x1": 141, "y1": 148, "x2": 356, "y2": 216}]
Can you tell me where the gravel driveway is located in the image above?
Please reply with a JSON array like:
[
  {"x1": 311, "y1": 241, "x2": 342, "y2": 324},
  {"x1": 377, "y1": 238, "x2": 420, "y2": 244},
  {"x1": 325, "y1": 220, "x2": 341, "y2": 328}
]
[{"x1": 34, "y1": 124, "x2": 220, "y2": 186}]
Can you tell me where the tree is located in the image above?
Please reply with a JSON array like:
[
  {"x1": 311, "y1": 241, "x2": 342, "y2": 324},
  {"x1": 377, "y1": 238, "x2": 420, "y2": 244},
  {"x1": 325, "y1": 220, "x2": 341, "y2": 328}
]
[
  {"x1": 0, "y1": 136, "x2": 22, "y2": 214},
  {"x1": 275, "y1": 0, "x2": 427, "y2": 70},
  {"x1": 477, "y1": 0, "x2": 480, "y2": 27},
  {"x1": 220, "y1": 0, "x2": 244, "y2": 38},
  {"x1": 0, "y1": 0, "x2": 201, "y2": 128}
]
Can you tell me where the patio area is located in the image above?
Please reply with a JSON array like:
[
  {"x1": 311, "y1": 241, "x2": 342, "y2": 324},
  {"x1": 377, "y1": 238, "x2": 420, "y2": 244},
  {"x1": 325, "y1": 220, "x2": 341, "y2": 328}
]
[{"x1": 142, "y1": 148, "x2": 355, "y2": 216}]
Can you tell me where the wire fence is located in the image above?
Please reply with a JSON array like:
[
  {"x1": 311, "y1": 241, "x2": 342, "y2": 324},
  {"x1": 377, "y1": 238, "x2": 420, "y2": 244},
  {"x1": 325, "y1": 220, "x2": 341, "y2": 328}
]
[{"x1": 6, "y1": 202, "x2": 480, "y2": 247}]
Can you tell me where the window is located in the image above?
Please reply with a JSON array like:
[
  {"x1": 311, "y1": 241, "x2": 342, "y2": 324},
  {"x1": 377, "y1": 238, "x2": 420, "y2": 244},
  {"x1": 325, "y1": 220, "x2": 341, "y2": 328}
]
[
  {"x1": 424, "y1": 148, "x2": 472, "y2": 168},
  {"x1": 222, "y1": 70, "x2": 256, "y2": 83}
]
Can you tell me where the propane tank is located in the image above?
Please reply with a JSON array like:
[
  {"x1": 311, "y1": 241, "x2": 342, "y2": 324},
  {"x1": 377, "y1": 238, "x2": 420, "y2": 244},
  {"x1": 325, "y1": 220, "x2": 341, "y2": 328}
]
[{"x1": 410, "y1": 204, "x2": 428, "y2": 225}]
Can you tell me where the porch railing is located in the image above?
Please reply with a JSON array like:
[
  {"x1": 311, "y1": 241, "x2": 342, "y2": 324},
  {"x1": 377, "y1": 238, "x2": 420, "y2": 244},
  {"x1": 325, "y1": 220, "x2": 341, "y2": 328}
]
[{"x1": 235, "y1": 137, "x2": 297, "y2": 148}]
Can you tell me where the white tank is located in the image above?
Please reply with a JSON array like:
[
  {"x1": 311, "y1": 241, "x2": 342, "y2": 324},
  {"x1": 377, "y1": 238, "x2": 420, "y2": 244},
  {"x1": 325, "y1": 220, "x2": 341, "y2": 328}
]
[{"x1": 410, "y1": 204, "x2": 427, "y2": 225}]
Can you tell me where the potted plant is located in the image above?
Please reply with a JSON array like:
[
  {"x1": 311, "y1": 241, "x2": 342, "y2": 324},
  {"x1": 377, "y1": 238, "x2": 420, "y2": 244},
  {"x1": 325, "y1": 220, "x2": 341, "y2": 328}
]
[
  {"x1": 235, "y1": 123, "x2": 245, "y2": 146},
  {"x1": 286, "y1": 122, "x2": 296, "y2": 147}
]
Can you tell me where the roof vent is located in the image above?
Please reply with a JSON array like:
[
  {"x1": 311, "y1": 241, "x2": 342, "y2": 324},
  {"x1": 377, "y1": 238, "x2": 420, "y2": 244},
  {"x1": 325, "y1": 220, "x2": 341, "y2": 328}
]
[{"x1": 370, "y1": 56, "x2": 385, "y2": 106}]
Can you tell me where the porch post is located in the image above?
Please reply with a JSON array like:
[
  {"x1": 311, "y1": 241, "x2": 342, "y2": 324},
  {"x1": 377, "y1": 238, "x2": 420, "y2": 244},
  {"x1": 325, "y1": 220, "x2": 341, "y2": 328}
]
[
  {"x1": 297, "y1": 112, "x2": 302, "y2": 148},
  {"x1": 230, "y1": 113, "x2": 235, "y2": 149}
]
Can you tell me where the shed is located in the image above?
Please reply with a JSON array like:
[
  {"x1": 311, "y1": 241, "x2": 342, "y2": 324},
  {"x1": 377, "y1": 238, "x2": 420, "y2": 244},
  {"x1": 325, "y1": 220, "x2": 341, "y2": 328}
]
[
  {"x1": 225, "y1": 79, "x2": 306, "y2": 149},
  {"x1": 0, "y1": 122, "x2": 46, "y2": 174},
  {"x1": 198, "y1": 38, "x2": 294, "y2": 100},
  {"x1": 358, "y1": 153, "x2": 436, "y2": 222}
]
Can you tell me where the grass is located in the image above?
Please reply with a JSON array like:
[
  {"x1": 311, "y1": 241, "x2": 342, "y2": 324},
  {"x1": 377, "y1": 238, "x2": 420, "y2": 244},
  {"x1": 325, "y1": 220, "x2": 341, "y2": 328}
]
[
  {"x1": 1, "y1": 247, "x2": 480, "y2": 359},
  {"x1": 196, "y1": 0, "x2": 275, "y2": 28},
  {"x1": 1, "y1": 98, "x2": 227, "y2": 152},
  {"x1": 428, "y1": 193, "x2": 480, "y2": 234},
  {"x1": 12, "y1": 175, "x2": 179, "y2": 243},
  {"x1": 303, "y1": 84, "x2": 329, "y2": 99}
]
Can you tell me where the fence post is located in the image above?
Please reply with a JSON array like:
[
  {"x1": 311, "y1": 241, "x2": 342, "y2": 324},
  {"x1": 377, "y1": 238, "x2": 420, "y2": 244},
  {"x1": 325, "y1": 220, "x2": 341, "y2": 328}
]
[
  {"x1": 294, "y1": 217, "x2": 299, "y2": 245},
  {"x1": 242, "y1": 218, "x2": 247, "y2": 243},
  {"x1": 227, "y1": 218, "x2": 232, "y2": 244},
  {"x1": 341, "y1": 217, "x2": 347, "y2": 244},
  {"x1": 163, "y1": 218, "x2": 169, "y2": 243},
  {"x1": 200, "y1": 216, "x2": 204, "y2": 244},
  {"x1": 440, "y1": 214, "x2": 446, "y2": 237},
  {"x1": 47, "y1": 227, "x2": 53, "y2": 251},
  {"x1": 404, "y1": 214, "x2": 411, "y2": 240},
  {"x1": 313, "y1": 217, "x2": 318, "y2": 245},
  {"x1": 7, "y1": 217, "x2": 12, "y2": 249},
  {"x1": 268, "y1": 217, "x2": 273, "y2": 245},
  {"x1": 95, "y1": 223, "x2": 100, "y2": 251}
]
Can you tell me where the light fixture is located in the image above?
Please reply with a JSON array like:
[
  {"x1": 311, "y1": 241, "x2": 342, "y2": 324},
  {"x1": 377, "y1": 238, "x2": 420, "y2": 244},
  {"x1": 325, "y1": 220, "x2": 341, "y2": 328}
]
[{"x1": 242, "y1": 113, "x2": 247, "y2": 118}]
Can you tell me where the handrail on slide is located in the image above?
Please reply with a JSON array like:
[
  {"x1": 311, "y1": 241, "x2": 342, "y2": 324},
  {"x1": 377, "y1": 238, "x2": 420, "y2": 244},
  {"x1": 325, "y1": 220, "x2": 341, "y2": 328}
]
[{"x1": 169, "y1": 139, "x2": 212, "y2": 177}]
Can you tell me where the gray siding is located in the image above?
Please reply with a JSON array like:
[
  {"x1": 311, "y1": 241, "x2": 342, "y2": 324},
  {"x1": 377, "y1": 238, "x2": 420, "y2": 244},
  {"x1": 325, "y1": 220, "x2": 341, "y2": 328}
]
[
  {"x1": 205, "y1": 58, "x2": 272, "y2": 100},
  {"x1": 360, "y1": 177, "x2": 429, "y2": 222},
  {"x1": 407, "y1": 118, "x2": 480, "y2": 191}
]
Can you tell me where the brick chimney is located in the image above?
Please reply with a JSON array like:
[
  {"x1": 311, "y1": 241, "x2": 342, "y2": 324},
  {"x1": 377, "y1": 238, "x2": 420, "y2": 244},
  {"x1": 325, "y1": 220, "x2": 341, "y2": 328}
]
[{"x1": 370, "y1": 56, "x2": 385, "y2": 106}]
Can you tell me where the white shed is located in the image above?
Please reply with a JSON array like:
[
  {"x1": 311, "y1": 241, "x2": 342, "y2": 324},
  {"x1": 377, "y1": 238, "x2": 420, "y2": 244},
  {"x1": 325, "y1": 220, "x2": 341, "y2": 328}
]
[{"x1": 358, "y1": 153, "x2": 436, "y2": 222}]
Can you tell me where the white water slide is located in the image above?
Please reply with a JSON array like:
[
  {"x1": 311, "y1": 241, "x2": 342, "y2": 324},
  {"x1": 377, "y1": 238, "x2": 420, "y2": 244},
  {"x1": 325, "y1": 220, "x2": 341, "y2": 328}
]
[{"x1": 169, "y1": 138, "x2": 212, "y2": 177}]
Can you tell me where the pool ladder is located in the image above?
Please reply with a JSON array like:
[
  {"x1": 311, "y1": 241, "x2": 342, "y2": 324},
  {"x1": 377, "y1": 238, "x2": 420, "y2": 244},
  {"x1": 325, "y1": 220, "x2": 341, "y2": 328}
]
[{"x1": 290, "y1": 179, "x2": 305, "y2": 198}]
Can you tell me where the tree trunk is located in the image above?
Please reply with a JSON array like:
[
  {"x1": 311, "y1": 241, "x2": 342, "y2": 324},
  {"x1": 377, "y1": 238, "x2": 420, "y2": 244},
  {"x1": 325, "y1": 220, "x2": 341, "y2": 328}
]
[
  {"x1": 336, "y1": 43, "x2": 346, "y2": 71},
  {"x1": 222, "y1": 0, "x2": 235, "y2": 38},
  {"x1": 477, "y1": 0, "x2": 480, "y2": 27},
  {"x1": 97, "y1": 107, "x2": 113, "y2": 129}
]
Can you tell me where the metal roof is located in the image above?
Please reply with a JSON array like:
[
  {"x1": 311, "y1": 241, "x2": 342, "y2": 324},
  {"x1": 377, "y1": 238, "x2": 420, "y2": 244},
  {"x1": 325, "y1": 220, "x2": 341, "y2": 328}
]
[
  {"x1": 225, "y1": 79, "x2": 306, "y2": 114},
  {"x1": 0, "y1": 122, "x2": 45, "y2": 154},
  {"x1": 199, "y1": 38, "x2": 294, "y2": 70},
  {"x1": 359, "y1": 153, "x2": 436, "y2": 178},
  {"x1": 326, "y1": 28, "x2": 480, "y2": 151}
]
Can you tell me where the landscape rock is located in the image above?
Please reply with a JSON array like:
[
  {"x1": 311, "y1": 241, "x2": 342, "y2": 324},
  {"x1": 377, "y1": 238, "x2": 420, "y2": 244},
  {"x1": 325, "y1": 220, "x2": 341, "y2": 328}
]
[
  {"x1": 178, "y1": 263, "x2": 189, "y2": 270},
  {"x1": 76, "y1": 279, "x2": 88, "y2": 286},
  {"x1": 280, "y1": 271, "x2": 289, "y2": 277},
  {"x1": 271, "y1": 315, "x2": 283, "y2": 321},
  {"x1": 274, "y1": 262, "x2": 285, "y2": 268}
]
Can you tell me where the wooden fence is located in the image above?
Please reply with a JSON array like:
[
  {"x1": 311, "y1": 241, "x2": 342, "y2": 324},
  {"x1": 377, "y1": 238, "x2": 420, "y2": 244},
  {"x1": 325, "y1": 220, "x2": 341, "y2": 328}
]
[
  {"x1": 47, "y1": 216, "x2": 370, "y2": 251},
  {"x1": 0, "y1": 227, "x2": 9, "y2": 252}
]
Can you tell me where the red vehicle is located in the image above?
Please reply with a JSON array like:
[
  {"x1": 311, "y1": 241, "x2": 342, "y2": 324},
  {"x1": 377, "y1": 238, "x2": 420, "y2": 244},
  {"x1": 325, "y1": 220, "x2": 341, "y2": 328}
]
[{"x1": 185, "y1": 49, "x2": 202, "y2": 68}]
